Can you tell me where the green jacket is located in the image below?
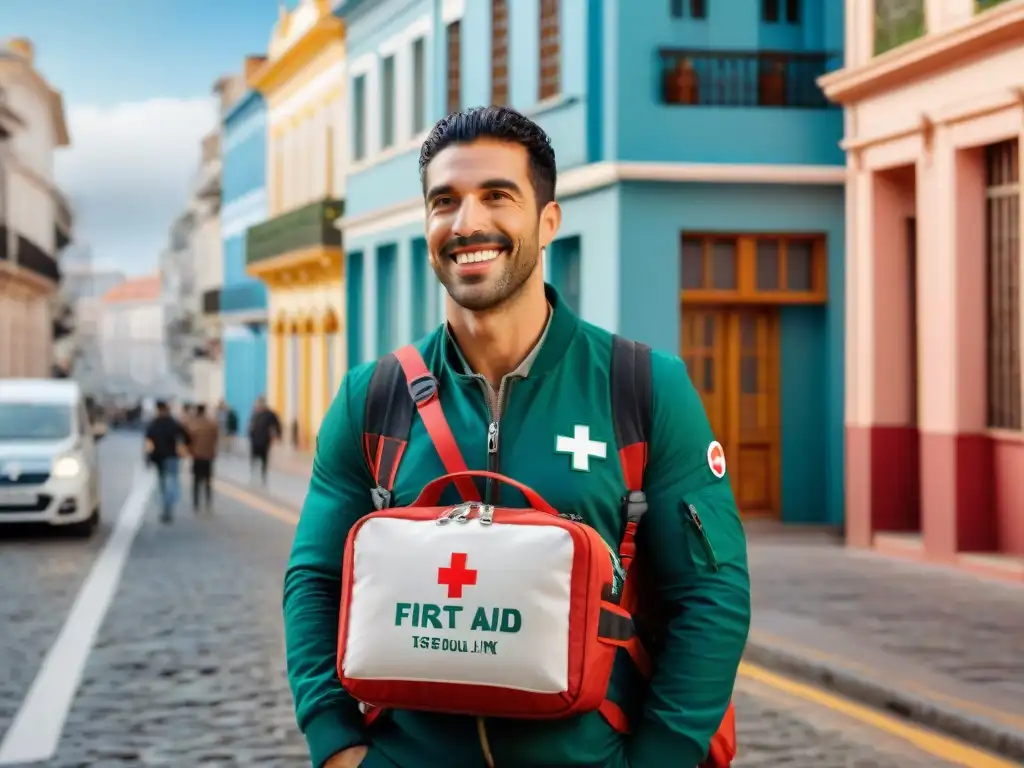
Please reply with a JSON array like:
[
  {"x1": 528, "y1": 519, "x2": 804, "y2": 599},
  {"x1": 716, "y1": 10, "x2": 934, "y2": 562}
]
[{"x1": 284, "y1": 289, "x2": 751, "y2": 768}]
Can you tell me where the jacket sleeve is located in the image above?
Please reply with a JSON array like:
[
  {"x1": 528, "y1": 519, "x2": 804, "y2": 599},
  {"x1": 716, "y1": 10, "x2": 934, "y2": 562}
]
[
  {"x1": 283, "y1": 371, "x2": 372, "y2": 767},
  {"x1": 628, "y1": 352, "x2": 751, "y2": 768}
]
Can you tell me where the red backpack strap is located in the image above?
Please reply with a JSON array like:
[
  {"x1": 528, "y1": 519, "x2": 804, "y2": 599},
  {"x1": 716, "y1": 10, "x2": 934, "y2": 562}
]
[
  {"x1": 392, "y1": 345, "x2": 480, "y2": 503},
  {"x1": 609, "y1": 335, "x2": 653, "y2": 572},
  {"x1": 362, "y1": 345, "x2": 480, "y2": 507}
]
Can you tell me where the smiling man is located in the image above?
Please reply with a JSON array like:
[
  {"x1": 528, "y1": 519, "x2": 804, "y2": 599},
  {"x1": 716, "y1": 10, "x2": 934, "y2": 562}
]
[{"x1": 283, "y1": 107, "x2": 751, "y2": 768}]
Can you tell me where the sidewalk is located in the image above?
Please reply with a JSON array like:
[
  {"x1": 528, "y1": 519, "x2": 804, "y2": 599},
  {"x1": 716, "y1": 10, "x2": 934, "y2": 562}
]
[
  {"x1": 214, "y1": 453, "x2": 1024, "y2": 760},
  {"x1": 745, "y1": 523, "x2": 1024, "y2": 761}
]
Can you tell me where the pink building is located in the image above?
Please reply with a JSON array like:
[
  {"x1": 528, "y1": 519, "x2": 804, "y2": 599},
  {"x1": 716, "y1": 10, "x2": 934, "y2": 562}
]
[{"x1": 822, "y1": 0, "x2": 1023, "y2": 578}]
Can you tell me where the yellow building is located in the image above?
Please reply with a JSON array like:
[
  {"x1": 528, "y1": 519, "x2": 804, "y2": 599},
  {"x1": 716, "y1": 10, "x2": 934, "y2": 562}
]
[{"x1": 246, "y1": 0, "x2": 347, "y2": 451}]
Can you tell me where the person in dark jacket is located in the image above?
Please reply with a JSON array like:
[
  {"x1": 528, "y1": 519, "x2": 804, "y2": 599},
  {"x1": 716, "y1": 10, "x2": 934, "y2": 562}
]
[
  {"x1": 248, "y1": 395, "x2": 281, "y2": 486},
  {"x1": 144, "y1": 400, "x2": 191, "y2": 523},
  {"x1": 188, "y1": 404, "x2": 219, "y2": 514}
]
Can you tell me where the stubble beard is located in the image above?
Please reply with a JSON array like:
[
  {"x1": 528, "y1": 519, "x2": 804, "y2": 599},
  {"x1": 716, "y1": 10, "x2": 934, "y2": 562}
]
[{"x1": 434, "y1": 239, "x2": 541, "y2": 313}]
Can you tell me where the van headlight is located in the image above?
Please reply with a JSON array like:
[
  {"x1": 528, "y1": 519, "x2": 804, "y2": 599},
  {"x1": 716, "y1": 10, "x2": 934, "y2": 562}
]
[{"x1": 52, "y1": 456, "x2": 82, "y2": 478}]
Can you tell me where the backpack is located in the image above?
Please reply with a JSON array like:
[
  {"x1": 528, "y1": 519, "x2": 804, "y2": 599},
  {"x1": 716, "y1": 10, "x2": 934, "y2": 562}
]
[{"x1": 358, "y1": 339, "x2": 737, "y2": 767}]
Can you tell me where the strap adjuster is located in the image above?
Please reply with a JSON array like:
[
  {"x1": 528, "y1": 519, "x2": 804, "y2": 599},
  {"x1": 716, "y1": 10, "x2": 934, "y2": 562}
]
[
  {"x1": 408, "y1": 374, "x2": 438, "y2": 405},
  {"x1": 622, "y1": 490, "x2": 648, "y2": 524}
]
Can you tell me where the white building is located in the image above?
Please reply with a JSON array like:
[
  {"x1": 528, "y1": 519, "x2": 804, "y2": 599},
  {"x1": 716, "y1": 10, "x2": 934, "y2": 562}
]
[
  {"x1": 0, "y1": 37, "x2": 73, "y2": 378},
  {"x1": 61, "y1": 261, "x2": 126, "y2": 392},
  {"x1": 98, "y1": 275, "x2": 167, "y2": 396},
  {"x1": 192, "y1": 127, "x2": 224, "y2": 408}
]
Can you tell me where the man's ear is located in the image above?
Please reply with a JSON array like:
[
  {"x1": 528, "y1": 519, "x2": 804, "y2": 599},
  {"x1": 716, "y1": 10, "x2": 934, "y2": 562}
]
[{"x1": 538, "y1": 201, "x2": 562, "y2": 249}]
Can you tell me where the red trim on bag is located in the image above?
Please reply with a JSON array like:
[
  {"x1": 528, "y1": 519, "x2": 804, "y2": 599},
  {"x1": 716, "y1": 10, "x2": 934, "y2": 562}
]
[
  {"x1": 599, "y1": 699, "x2": 631, "y2": 733},
  {"x1": 393, "y1": 345, "x2": 480, "y2": 502}
]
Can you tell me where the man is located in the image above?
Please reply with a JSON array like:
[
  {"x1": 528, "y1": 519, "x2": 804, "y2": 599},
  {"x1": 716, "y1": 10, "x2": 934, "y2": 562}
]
[
  {"x1": 188, "y1": 403, "x2": 218, "y2": 514},
  {"x1": 283, "y1": 107, "x2": 751, "y2": 768},
  {"x1": 144, "y1": 400, "x2": 191, "y2": 523},
  {"x1": 248, "y1": 396, "x2": 280, "y2": 486},
  {"x1": 217, "y1": 400, "x2": 238, "y2": 455}
]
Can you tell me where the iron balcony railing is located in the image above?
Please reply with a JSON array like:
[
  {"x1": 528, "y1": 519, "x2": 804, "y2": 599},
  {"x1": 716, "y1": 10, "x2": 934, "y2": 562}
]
[
  {"x1": 659, "y1": 49, "x2": 840, "y2": 109},
  {"x1": 245, "y1": 197, "x2": 344, "y2": 267}
]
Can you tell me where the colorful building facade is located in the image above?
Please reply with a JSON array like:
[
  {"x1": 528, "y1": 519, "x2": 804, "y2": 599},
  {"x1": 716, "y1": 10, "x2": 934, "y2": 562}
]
[
  {"x1": 335, "y1": 0, "x2": 846, "y2": 524},
  {"x1": 221, "y1": 62, "x2": 271, "y2": 436},
  {"x1": 823, "y1": 0, "x2": 1024, "y2": 573},
  {"x1": 247, "y1": 0, "x2": 347, "y2": 450}
]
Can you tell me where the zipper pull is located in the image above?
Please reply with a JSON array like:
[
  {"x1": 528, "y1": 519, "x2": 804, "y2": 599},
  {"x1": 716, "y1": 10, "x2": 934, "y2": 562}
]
[
  {"x1": 687, "y1": 504, "x2": 706, "y2": 533},
  {"x1": 453, "y1": 503, "x2": 475, "y2": 523},
  {"x1": 437, "y1": 502, "x2": 471, "y2": 525},
  {"x1": 479, "y1": 505, "x2": 494, "y2": 525},
  {"x1": 487, "y1": 421, "x2": 499, "y2": 454},
  {"x1": 686, "y1": 503, "x2": 719, "y2": 570}
]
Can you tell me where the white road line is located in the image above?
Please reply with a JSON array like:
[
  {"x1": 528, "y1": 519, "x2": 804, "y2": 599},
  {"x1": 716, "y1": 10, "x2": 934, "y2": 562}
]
[{"x1": 0, "y1": 465, "x2": 157, "y2": 765}]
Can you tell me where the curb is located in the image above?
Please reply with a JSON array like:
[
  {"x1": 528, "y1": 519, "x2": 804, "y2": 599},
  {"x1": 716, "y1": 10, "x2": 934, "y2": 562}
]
[{"x1": 743, "y1": 638, "x2": 1024, "y2": 762}]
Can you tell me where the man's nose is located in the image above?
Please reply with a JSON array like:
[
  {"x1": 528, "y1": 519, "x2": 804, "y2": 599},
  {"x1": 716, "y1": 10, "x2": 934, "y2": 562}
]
[{"x1": 451, "y1": 196, "x2": 489, "y2": 236}]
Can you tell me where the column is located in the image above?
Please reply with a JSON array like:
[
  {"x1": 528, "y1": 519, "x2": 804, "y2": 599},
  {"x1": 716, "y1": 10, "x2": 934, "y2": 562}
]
[
  {"x1": 299, "y1": 319, "x2": 313, "y2": 450},
  {"x1": 916, "y1": 135, "x2": 994, "y2": 558},
  {"x1": 268, "y1": 320, "x2": 283, "y2": 414},
  {"x1": 845, "y1": 163, "x2": 920, "y2": 547}
]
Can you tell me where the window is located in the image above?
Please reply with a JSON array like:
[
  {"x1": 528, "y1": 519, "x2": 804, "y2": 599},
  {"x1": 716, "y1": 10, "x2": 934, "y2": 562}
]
[
  {"x1": 986, "y1": 139, "x2": 1021, "y2": 430},
  {"x1": 411, "y1": 238, "x2": 430, "y2": 337},
  {"x1": 412, "y1": 37, "x2": 427, "y2": 134},
  {"x1": 376, "y1": 244, "x2": 399, "y2": 355},
  {"x1": 785, "y1": 0, "x2": 800, "y2": 22},
  {"x1": 491, "y1": 0, "x2": 509, "y2": 105},
  {"x1": 671, "y1": 0, "x2": 706, "y2": 17},
  {"x1": 381, "y1": 55, "x2": 396, "y2": 149},
  {"x1": 763, "y1": 0, "x2": 779, "y2": 21},
  {"x1": 352, "y1": 75, "x2": 366, "y2": 161},
  {"x1": 446, "y1": 21, "x2": 461, "y2": 115},
  {"x1": 347, "y1": 251, "x2": 364, "y2": 366},
  {"x1": 874, "y1": 0, "x2": 925, "y2": 55},
  {"x1": 681, "y1": 234, "x2": 827, "y2": 302},
  {"x1": 539, "y1": 0, "x2": 561, "y2": 100}
]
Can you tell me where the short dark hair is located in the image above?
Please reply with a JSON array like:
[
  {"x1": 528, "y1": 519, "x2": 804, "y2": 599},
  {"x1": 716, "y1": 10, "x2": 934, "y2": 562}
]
[
  {"x1": 196, "y1": 404, "x2": 206, "y2": 416},
  {"x1": 155, "y1": 400, "x2": 168, "y2": 412},
  {"x1": 419, "y1": 106, "x2": 557, "y2": 207}
]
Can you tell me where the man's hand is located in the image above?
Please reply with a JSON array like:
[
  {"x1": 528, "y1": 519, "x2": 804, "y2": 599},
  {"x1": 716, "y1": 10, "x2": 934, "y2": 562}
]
[{"x1": 324, "y1": 745, "x2": 367, "y2": 767}]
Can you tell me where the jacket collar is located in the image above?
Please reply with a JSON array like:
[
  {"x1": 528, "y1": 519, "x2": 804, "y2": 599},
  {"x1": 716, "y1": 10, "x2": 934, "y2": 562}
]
[{"x1": 441, "y1": 283, "x2": 578, "y2": 380}]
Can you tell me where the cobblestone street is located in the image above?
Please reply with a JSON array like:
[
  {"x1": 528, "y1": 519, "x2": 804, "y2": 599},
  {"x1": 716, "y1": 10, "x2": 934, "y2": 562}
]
[{"x1": 0, "y1": 435, "x2": 1012, "y2": 767}]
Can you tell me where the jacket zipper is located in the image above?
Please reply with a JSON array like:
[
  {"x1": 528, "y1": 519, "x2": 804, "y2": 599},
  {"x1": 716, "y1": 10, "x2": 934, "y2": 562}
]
[{"x1": 686, "y1": 503, "x2": 719, "y2": 571}]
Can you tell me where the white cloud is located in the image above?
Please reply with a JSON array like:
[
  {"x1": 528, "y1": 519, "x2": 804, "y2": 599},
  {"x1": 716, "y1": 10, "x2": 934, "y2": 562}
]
[{"x1": 54, "y1": 97, "x2": 218, "y2": 274}]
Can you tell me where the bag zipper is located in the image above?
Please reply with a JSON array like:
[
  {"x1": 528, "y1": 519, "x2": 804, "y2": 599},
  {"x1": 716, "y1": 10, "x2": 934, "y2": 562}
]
[{"x1": 686, "y1": 503, "x2": 719, "y2": 571}]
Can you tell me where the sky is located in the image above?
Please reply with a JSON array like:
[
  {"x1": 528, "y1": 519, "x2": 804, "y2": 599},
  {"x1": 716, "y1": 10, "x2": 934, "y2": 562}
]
[{"x1": 1, "y1": 0, "x2": 299, "y2": 275}]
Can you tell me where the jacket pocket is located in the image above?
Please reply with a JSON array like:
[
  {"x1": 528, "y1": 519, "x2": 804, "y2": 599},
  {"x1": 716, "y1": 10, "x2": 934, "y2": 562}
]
[{"x1": 680, "y1": 488, "x2": 746, "y2": 574}]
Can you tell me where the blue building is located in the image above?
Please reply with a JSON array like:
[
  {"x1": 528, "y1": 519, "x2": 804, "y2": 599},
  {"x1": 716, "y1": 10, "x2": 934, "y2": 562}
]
[
  {"x1": 219, "y1": 73, "x2": 270, "y2": 435},
  {"x1": 334, "y1": 0, "x2": 845, "y2": 525}
]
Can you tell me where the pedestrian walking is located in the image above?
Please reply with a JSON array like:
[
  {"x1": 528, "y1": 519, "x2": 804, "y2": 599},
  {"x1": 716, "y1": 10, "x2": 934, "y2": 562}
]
[
  {"x1": 188, "y1": 403, "x2": 219, "y2": 514},
  {"x1": 248, "y1": 396, "x2": 281, "y2": 486},
  {"x1": 144, "y1": 400, "x2": 191, "y2": 523},
  {"x1": 216, "y1": 400, "x2": 238, "y2": 455}
]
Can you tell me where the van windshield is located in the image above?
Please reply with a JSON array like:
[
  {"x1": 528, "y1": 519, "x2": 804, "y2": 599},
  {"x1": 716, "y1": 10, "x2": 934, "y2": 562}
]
[{"x1": 0, "y1": 403, "x2": 73, "y2": 440}]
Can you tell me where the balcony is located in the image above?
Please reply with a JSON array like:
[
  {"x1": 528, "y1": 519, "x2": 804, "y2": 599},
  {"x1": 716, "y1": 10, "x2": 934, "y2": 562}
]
[
  {"x1": 220, "y1": 280, "x2": 267, "y2": 313},
  {"x1": 245, "y1": 197, "x2": 344, "y2": 268},
  {"x1": 201, "y1": 287, "x2": 221, "y2": 315},
  {"x1": 659, "y1": 50, "x2": 840, "y2": 109},
  {"x1": 874, "y1": 0, "x2": 925, "y2": 55},
  {"x1": 976, "y1": 0, "x2": 1012, "y2": 10}
]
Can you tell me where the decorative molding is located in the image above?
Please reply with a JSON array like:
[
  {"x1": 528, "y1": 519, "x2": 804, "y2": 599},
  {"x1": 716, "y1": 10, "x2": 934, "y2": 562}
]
[{"x1": 337, "y1": 161, "x2": 848, "y2": 241}]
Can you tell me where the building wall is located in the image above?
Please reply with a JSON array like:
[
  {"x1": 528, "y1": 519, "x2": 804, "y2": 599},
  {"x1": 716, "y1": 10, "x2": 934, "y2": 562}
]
[
  {"x1": 611, "y1": 0, "x2": 844, "y2": 165},
  {"x1": 221, "y1": 90, "x2": 270, "y2": 423},
  {"x1": 827, "y1": 0, "x2": 1024, "y2": 560},
  {"x1": 98, "y1": 300, "x2": 166, "y2": 390}
]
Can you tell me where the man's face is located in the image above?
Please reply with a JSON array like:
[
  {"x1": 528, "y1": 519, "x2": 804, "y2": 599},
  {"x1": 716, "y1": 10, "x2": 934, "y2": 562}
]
[{"x1": 423, "y1": 139, "x2": 560, "y2": 312}]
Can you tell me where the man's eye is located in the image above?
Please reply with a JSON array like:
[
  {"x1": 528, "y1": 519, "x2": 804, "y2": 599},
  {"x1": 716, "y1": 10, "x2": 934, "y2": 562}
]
[
  {"x1": 484, "y1": 190, "x2": 507, "y2": 201},
  {"x1": 432, "y1": 196, "x2": 454, "y2": 208}
]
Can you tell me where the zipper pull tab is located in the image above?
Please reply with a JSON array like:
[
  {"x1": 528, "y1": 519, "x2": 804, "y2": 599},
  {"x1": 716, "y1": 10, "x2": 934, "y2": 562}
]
[
  {"x1": 487, "y1": 421, "x2": 499, "y2": 454},
  {"x1": 453, "y1": 503, "x2": 475, "y2": 523},
  {"x1": 687, "y1": 504, "x2": 705, "y2": 533},
  {"x1": 479, "y1": 505, "x2": 494, "y2": 525},
  {"x1": 437, "y1": 503, "x2": 468, "y2": 525}
]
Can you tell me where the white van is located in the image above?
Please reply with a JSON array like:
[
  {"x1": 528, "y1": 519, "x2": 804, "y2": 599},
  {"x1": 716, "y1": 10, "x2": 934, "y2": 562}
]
[{"x1": 0, "y1": 379, "x2": 104, "y2": 536}]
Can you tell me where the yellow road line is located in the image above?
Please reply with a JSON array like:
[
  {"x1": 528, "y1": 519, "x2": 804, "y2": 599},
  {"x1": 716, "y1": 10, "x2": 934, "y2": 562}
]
[
  {"x1": 739, "y1": 662, "x2": 1019, "y2": 768},
  {"x1": 749, "y1": 629, "x2": 1024, "y2": 730},
  {"x1": 213, "y1": 479, "x2": 298, "y2": 526},
  {"x1": 215, "y1": 478, "x2": 1019, "y2": 767}
]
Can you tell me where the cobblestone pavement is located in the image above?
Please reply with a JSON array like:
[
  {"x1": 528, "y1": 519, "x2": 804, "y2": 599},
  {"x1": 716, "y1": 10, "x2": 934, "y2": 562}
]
[
  {"x1": 747, "y1": 530, "x2": 1024, "y2": 711},
  {"x1": 0, "y1": 447, "x2": 1004, "y2": 767},
  {"x1": 0, "y1": 433, "x2": 141, "y2": 732}
]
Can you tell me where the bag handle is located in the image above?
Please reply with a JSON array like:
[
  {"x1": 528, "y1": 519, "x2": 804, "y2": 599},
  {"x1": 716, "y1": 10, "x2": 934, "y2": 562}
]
[{"x1": 411, "y1": 470, "x2": 559, "y2": 516}]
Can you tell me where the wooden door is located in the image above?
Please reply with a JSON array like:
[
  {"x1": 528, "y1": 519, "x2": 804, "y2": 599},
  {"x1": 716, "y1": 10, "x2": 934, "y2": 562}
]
[{"x1": 682, "y1": 307, "x2": 780, "y2": 517}]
